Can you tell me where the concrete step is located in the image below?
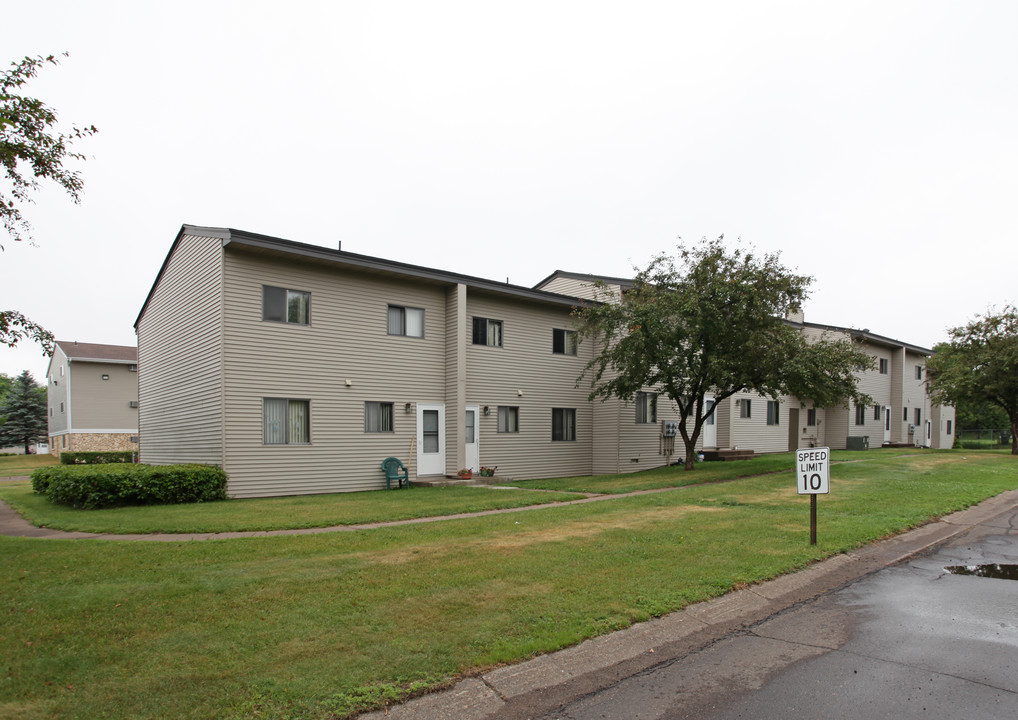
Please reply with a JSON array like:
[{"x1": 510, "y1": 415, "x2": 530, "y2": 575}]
[{"x1": 410, "y1": 475, "x2": 508, "y2": 488}]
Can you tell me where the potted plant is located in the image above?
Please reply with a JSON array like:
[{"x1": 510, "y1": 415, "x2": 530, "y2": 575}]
[
  {"x1": 457, "y1": 468, "x2": 472, "y2": 479},
  {"x1": 479, "y1": 466, "x2": 497, "y2": 477}
]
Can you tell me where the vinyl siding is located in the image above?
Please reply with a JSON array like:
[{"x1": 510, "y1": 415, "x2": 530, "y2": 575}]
[
  {"x1": 444, "y1": 284, "x2": 467, "y2": 476},
  {"x1": 466, "y1": 291, "x2": 592, "y2": 480},
  {"x1": 221, "y1": 247, "x2": 448, "y2": 497},
  {"x1": 537, "y1": 276, "x2": 610, "y2": 301},
  {"x1": 728, "y1": 392, "x2": 795, "y2": 453},
  {"x1": 67, "y1": 362, "x2": 138, "y2": 429},
  {"x1": 46, "y1": 347, "x2": 70, "y2": 435},
  {"x1": 136, "y1": 233, "x2": 224, "y2": 465}
]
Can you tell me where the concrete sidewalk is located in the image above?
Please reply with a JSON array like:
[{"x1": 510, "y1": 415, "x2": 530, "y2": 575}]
[{"x1": 358, "y1": 489, "x2": 1018, "y2": 720}]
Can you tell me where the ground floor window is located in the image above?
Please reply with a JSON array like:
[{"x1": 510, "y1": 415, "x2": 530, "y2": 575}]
[
  {"x1": 766, "y1": 400, "x2": 780, "y2": 426},
  {"x1": 855, "y1": 404, "x2": 866, "y2": 426},
  {"x1": 552, "y1": 408, "x2": 576, "y2": 441},
  {"x1": 807, "y1": 408, "x2": 817, "y2": 426},
  {"x1": 263, "y1": 398, "x2": 310, "y2": 444},
  {"x1": 636, "y1": 392, "x2": 657, "y2": 424},
  {"x1": 365, "y1": 402, "x2": 394, "y2": 432},
  {"x1": 498, "y1": 406, "x2": 519, "y2": 433}
]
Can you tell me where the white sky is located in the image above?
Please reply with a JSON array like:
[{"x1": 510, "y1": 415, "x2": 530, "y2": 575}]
[{"x1": 2, "y1": 0, "x2": 1016, "y2": 382}]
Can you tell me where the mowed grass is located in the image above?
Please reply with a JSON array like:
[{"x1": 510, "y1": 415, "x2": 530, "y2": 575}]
[
  {"x1": 1, "y1": 451, "x2": 1015, "y2": 719},
  {"x1": 0, "y1": 453, "x2": 58, "y2": 478},
  {"x1": 0, "y1": 483, "x2": 587, "y2": 534}
]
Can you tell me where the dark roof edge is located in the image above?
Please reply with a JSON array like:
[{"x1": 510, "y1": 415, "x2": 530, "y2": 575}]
[
  {"x1": 802, "y1": 321, "x2": 933, "y2": 355},
  {"x1": 136, "y1": 226, "x2": 592, "y2": 330},
  {"x1": 218, "y1": 227, "x2": 592, "y2": 307}
]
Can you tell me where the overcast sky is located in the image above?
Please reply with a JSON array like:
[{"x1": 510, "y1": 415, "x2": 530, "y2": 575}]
[{"x1": 2, "y1": 0, "x2": 1016, "y2": 382}]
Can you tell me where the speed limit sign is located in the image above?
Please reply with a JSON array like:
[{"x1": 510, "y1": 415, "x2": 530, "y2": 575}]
[{"x1": 796, "y1": 447, "x2": 830, "y2": 495}]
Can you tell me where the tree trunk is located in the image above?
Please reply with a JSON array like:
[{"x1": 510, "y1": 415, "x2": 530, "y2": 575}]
[{"x1": 685, "y1": 448, "x2": 696, "y2": 471}]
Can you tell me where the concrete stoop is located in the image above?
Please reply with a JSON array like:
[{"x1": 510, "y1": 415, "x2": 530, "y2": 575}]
[{"x1": 410, "y1": 475, "x2": 510, "y2": 488}]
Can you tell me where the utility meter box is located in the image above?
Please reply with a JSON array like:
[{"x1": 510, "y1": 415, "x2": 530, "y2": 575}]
[{"x1": 662, "y1": 420, "x2": 679, "y2": 437}]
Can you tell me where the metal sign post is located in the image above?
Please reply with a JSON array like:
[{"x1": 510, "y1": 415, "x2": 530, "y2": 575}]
[{"x1": 796, "y1": 447, "x2": 830, "y2": 545}]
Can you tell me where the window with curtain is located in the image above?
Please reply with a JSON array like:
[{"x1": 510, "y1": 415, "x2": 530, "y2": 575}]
[
  {"x1": 636, "y1": 392, "x2": 657, "y2": 423},
  {"x1": 263, "y1": 398, "x2": 310, "y2": 444},
  {"x1": 552, "y1": 328, "x2": 577, "y2": 355},
  {"x1": 387, "y1": 306, "x2": 424, "y2": 337},
  {"x1": 498, "y1": 406, "x2": 519, "y2": 433},
  {"x1": 855, "y1": 404, "x2": 866, "y2": 425},
  {"x1": 472, "y1": 317, "x2": 503, "y2": 346},
  {"x1": 552, "y1": 408, "x2": 576, "y2": 441},
  {"x1": 767, "y1": 400, "x2": 780, "y2": 426},
  {"x1": 422, "y1": 410, "x2": 440, "y2": 452},
  {"x1": 262, "y1": 286, "x2": 310, "y2": 325},
  {"x1": 364, "y1": 402, "x2": 394, "y2": 432}
]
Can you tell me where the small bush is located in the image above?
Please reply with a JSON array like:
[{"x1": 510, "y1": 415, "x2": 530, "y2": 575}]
[
  {"x1": 31, "y1": 464, "x2": 228, "y2": 509},
  {"x1": 60, "y1": 451, "x2": 136, "y2": 465}
]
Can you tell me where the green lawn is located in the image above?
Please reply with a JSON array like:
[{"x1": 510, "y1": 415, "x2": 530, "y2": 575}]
[
  {"x1": 0, "y1": 453, "x2": 58, "y2": 478},
  {"x1": 1, "y1": 450, "x2": 1015, "y2": 719}
]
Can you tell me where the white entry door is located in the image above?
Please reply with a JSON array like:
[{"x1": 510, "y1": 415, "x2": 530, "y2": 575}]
[
  {"x1": 884, "y1": 406, "x2": 892, "y2": 444},
  {"x1": 416, "y1": 403, "x2": 446, "y2": 476},
  {"x1": 703, "y1": 397, "x2": 717, "y2": 448},
  {"x1": 465, "y1": 405, "x2": 479, "y2": 472}
]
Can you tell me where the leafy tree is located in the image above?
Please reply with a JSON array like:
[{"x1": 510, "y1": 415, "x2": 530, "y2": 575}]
[
  {"x1": 575, "y1": 237, "x2": 874, "y2": 470},
  {"x1": 0, "y1": 310, "x2": 54, "y2": 354},
  {"x1": 0, "y1": 370, "x2": 47, "y2": 454},
  {"x1": 1, "y1": 52, "x2": 95, "y2": 351},
  {"x1": 927, "y1": 306, "x2": 1018, "y2": 455}
]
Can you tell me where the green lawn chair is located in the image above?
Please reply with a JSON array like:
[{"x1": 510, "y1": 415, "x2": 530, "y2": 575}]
[{"x1": 381, "y1": 456, "x2": 410, "y2": 489}]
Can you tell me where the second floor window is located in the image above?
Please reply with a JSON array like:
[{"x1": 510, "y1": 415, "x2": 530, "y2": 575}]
[
  {"x1": 855, "y1": 404, "x2": 866, "y2": 425},
  {"x1": 879, "y1": 358, "x2": 889, "y2": 374},
  {"x1": 807, "y1": 408, "x2": 817, "y2": 426},
  {"x1": 472, "y1": 317, "x2": 503, "y2": 347},
  {"x1": 263, "y1": 286, "x2": 310, "y2": 325},
  {"x1": 388, "y1": 306, "x2": 424, "y2": 337},
  {"x1": 552, "y1": 329, "x2": 577, "y2": 355},
  {"x1": 767, "y1": 400, "x2": 780, "y2": 426}
]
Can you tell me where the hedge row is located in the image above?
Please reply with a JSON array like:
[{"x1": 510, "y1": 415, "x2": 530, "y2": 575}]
[
  {"x1": 31, "y1": 464, "x2": 228, "y2": 509},
  {"x1": 60, "y1": 451, "x2": 136, "y2": 465}
]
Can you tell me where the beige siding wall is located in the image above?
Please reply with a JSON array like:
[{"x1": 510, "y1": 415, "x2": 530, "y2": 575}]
[
  {"x1": 728, "y1": 391, "x2": 795, "y2": 453},
  {"x1": 136, "y1": 234, "x2": 225, "y2": 466},
  {"x1": 538, "y1": 276, "x2": 623, "y2": 303},
  {"x1": 221, "y1": 249, "x2": 449, "y2": 497},
  {"x1": 67, "y1": 362, "x2": 138, "y2": 429},
  {"x1": 825, "y1": 406, "x2": 850, "y2": 449},
  {"x1": 466, "y1": 291, "x2": 592, "y2": 480},
  {"x1": 46, "y1": 346, "x2": 70, "y2": 438},
  {"x1": 444, "y1": 284, "x2": 467, "y2": 476},
  {"x1": 931, "y1": 404, "x2": 956, "y2": 449}
]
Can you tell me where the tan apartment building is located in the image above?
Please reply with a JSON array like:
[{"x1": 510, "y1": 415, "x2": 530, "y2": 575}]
[
  {"x1": 46, "y1": 341, "x2": 139, "y2": 456},
  {"x1": 536, "y1": 274, "x2": 955, "y2": 458},
  {"x1": 136, "y1": 227, "x2": 952, "y2": 498}
]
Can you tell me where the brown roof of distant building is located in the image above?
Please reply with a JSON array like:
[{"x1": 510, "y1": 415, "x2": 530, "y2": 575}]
[{"x1": 55, "y1": 341, "x2": 138, "y2": 364}]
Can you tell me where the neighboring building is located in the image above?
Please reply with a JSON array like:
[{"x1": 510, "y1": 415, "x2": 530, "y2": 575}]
[
  {"x1": 46, "y1": 341, "x2": 139, "y2": 457},
  {"x1": 135, "y1": 226, "x2": 952, "y2": 498}
]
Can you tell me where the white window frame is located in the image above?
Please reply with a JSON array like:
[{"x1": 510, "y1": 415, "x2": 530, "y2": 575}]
[{"x1": 739, "y1": 399, "x2": 751, "y2": 419}]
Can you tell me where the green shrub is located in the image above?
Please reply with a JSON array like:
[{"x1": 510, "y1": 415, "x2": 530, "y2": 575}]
[
  {"x1": 31, "y1": 464, "x2": 228, "y2": 509},
  {"x1": 60, "y1": 451, "x2": 136, "y2": 465}
]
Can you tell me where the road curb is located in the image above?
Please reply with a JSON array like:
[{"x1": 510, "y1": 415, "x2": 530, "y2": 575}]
[{"x1": 359, "y1": 488, "x2": 1018, "y2": 720}]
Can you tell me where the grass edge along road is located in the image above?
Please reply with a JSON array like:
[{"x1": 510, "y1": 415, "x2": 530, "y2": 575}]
[{"x1": 1, "y1": 450, "x2": 1015, "y2": 720}]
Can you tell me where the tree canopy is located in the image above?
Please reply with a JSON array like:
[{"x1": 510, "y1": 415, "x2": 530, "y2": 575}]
[
  {"x1": 1, "y1": 52, "x2": 96, "y2": 247},
  {"x1": 0, "y1": 370, "x2": 47, "y2": 454},
  {"x1": 927, "y1": 306, "x2": 1018, "y2": 455},
  {"x1": 574, "y1": 237, "x2": 873, "y2": 469},
  {"x1": 1, "y1": 52, "x2": 95, "y2": 353}
]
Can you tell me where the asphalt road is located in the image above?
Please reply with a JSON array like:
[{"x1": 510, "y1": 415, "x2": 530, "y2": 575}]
[
  {"x1": 537, "y1": 502, "x2": 1018, "y2": 720},
  {"x1": 361, "y1": 490, "x2": 1018, "y2": 720}
]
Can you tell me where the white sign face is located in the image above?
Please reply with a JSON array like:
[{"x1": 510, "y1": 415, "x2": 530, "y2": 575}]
[{"x1": 796, "y1": 447, "x2": 830, "y2": 495}]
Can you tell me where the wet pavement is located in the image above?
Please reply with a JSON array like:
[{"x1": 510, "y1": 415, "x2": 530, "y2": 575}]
[{"x1": 361, "y1": 490, "x2": 1018, "y2": 720}]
